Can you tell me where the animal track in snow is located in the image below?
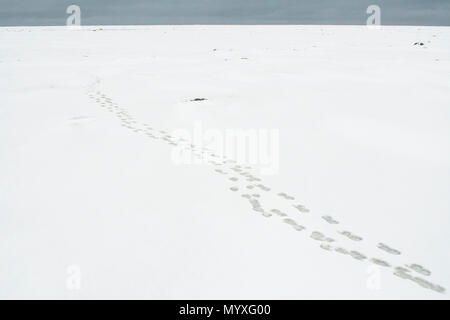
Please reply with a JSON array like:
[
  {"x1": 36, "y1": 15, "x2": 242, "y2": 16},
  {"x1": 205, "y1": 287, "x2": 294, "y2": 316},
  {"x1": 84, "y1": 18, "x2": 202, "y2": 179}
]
[
  {"x1": 339, "y1": 231, "x2": 363, "y2": 241},
  {"x1": 255, "y1": 184, "x2": 270, "y2": 192},
  {"x1": 67, "y1": 116, "x2": 96, "y2": 126},
  {"x1": 349, "y1": 251, "x2": 367, "y2": 261},
  {"x1": 322, "y1": 215, "x2": 339, "y2": 224},
  {"x1": 310, "y1": 231, "x2": 334, "y2": 242},
  {"x1": 394, "y1": 267, "x2": 444, "y2": 293},
  {"x1": 406, "y1": 264, "x2": 431, "y2": 276},
  {"x1": 323, "y1": 244, "x2": 366, "y2": 261},
  {"x1": 377, "y1": 243, "x2": 401, "y2": 255},
  {"x1": 370, "y1": 258, "x2": 391, "y2": 267},
  {"x1": 293, "y1": 204, "x2": 310, "y2": 213},
  {"x1": 270, "y1": 209, "x2": 288, "y2": 217},
  {"x1": 320, "y1": 243, "x2": 333, "y2": 251},
  {"x1": 335, "y1": 247, "x2": 349, "y2": 255},
  {"x1": 278, "y1": 192, "x2": 294, "y2": 200},
  {"x1": 283, "y1": 218, "x2": 305, "y2": 231},
  {"x1": 248, "y1": 198, "x2": 266, "y2": 215}
]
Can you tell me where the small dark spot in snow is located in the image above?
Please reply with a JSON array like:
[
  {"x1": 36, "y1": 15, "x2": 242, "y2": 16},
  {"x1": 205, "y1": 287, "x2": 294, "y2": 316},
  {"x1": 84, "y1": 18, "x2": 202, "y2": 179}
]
[
  {"x1": 190, "y1": 98, "x2": 207, "y2": 102},
  {"x1": 413, "y1": 42, "x2": 424, "y2": 46}
]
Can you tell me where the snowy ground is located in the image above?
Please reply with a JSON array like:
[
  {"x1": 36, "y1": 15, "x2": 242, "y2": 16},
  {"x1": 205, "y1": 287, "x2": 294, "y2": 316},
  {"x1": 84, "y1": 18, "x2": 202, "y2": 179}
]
[{"x1": 0, "y1": 25, "x2": 449, "y2": 299}]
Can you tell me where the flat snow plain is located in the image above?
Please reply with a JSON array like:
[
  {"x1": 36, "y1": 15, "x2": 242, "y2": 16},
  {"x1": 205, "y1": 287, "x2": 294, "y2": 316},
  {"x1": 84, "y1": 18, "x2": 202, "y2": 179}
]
[{"x1": 1, "y1": 25, "x2": 449, "y2": 299}]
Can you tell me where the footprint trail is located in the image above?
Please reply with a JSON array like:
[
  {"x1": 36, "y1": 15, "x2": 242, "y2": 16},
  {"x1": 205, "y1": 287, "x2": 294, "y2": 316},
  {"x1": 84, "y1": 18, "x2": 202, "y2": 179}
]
[{"x1": 86, "y1": 78, "x2": 446, "y2": 295}]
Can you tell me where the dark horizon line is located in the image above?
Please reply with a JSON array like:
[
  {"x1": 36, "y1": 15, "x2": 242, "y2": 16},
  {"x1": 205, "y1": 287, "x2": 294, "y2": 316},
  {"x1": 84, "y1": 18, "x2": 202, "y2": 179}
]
[{"x1": 2, "y1": 23, "x2": 449, "y2": 27}]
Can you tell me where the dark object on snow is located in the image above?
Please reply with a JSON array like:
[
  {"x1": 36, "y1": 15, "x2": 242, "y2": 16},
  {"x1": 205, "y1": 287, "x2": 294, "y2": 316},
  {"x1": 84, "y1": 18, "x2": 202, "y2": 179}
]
[
  {"x1": 413, "y1": 42, "x2": 424, "y2": 46},
  {"x1": 191, "y1": 98, "x2": 207, "y2": 102}
]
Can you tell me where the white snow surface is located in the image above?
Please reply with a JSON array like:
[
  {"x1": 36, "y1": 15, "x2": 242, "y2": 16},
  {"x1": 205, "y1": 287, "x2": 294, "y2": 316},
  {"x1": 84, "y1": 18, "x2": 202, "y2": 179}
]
[{"x1": 1, "y1": 25, "x2": 449, "y2": 299}]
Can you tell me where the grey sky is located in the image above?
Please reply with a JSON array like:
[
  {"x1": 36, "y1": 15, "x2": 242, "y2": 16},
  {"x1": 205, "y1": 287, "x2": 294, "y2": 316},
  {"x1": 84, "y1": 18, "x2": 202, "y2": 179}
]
[{"x1": 0, "y1": 0, "x2": 449, "y2": 26}]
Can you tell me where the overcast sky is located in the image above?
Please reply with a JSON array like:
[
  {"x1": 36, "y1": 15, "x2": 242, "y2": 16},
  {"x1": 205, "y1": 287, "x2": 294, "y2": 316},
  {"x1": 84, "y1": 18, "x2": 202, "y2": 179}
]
[{"x1": 0, "y1": 0, "x2": 449, "y2": 26}]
